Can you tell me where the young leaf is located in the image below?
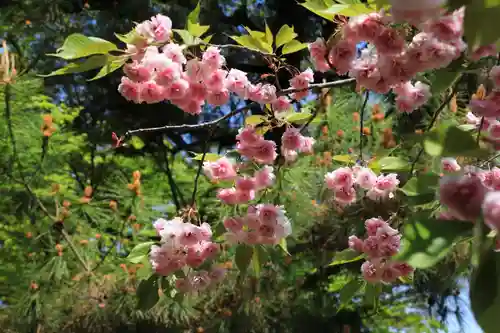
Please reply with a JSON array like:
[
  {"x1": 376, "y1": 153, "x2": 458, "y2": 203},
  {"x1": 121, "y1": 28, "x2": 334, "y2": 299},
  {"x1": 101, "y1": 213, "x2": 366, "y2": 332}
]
[
  {"x1": 245, "y1": 115, "x2": 267, "y2": 126},
  {"x1": 173, "y1": 29, "x2": 201, "y2": 46},
  {"x1": 265, "y1": 23, "x2": 273, "y2": 47},
  {"x1": 230, "y1": 35, "x2": 270, "y2": 53},
  {"x1": 48, "y1": 34, "x2": 118, "y2": 60},
  {"x1": 137, "y1": 274, "x2": 160, "y2": 310},
  {"x1": 279, "y1": 238, "x2": 290, "y2": 255},
  {"x1": 328, "y1": 249, "x2": 365, "y2": 267},
  {"x1": 378, "y1": 156, "x2": 410, "y2": 172},
  {"x1": 401, "y1": 173, "x2": 440, "y2": 197},
  {"x1": 395, "y1": 215, "x2": 474, "y2": 269},
  {"x1": 130, "y1": 136, "x2": 145, "y2": 150},
  {"x1": 127, "y1": 241, "x2": 155, "y2": 264},
  {"x1": 339, "y1": 279, "x2": 364, "y2": 306},
  {"x1": 115, "y1": 30, "x2": 145, "y2": 45},
  {"x1": 235, "y1": 244, "x2": 254, "y2": 274},
  {"x1": 431, "y1": 68, "x2": 461, "y2": 94},
  {"x1": 187, "y1": 1, "x2": 202, "y2": 25},
  {"x1": 191, "y1": 152, "x2": 221, "y2": 162},
  {"x1": 275, "y1": 25, "x2": 297, "y2": 48},
  {"x1": 364, "y1": 283, "x2": 382, "y2": 308},
  {"x1": 281, "y1": 40, "x2": 308, "y2": 55},
  {"x1": 188, "y1": 23, "x2": 210, "y2": 38},
  {"x1": 286, "y1": 111, "x2": 312, "y2": 123},
  {"x1": 39, "y1": 55, "x2": 108, "y2": 77},
  {"x1": 252, "y1": 246, "x2": 269, "y2": 277},
  {"x1": 89, "y1": 55, "x2": 128, "y2": 81},
  {"x1": 333, "y1": 155, "x2": 356, "y2": 164}
]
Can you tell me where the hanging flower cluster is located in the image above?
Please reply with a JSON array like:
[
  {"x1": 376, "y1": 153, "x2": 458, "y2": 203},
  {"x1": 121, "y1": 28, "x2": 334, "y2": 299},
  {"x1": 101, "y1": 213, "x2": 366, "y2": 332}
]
[
  {"x1": 149, "y1": 218, "x2": 219, "y2": 276},
  {"x1": 349, "y1": 217, "x2": 414, "y2": 283},
  {"x1": 223, "y1": 204, "x2": 292, "y2": 245},
  {"x1": 324, "y1": 166, "x2": 399, "y2": 205},
  {"x1": 281, "y1": 127, "x2": 316, "y2": 163},
  {"x1": 308, "y1": 6, "x2": 485, "y2": 113}
]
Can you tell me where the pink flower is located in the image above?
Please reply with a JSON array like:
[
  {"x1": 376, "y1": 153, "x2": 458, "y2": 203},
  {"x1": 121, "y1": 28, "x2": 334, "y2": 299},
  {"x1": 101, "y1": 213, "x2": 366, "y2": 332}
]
[
  {"x1": 482, "y1": 191, "x2": 500, "y2": 231},
  {"x1": 155, "y1": 62, "x2": 182, "y2": 87},
  {"x1": 153, "y1": 218, "x2": 168, "y2": 234},
  {"x1": 203, "y1": 69, "x2": 228, "y2": 92},
  {"x1": 355, "y1": 167, "x2": 377, "y2": 190},
  {"x1": 361, "y1": 259, "x2": 383, "y2": 283},
  {"x1": 260, "y1": 84, "x2": 278, "y2": 104},
  {"x1": 299, "y1": 136, "x2": 315, "y2": 154},
  {"x1": 247, "y1": 84, "x2": 265, "y2": 103},
  {"x1": 390, "y1": 262, "x2": 414, "y2": 276},
  {"x1": 441, "y1": 158, "x2": 461, "y2": 172},
  {"x1": 206, "y1": 89, "x2": 230, "y2": 106},
  {"x1": 187, "y1": 82, "x2": 208, "y2": 102},
  {"x1": 282, "y1": 148, "x2": 298, "y2": 163},
  {"x1": 282, "y1": 127, "x2": 305, "y2": 151},
  {"x1": 328, "y1": 39, "x2": 356, "y2": 75},
  {"x1": 223, "y1": 217, "x2": 244, "y2": 233},
  {"x1": 312, "y1": 58, "x2": 330, "y2": 73},
  {"x1": 142, "y1": 46, "x2": 172, "y2": 71},
  {"x1": 254, "y1": 166, "x2": 275, "y2": 190},
  {"x1": 201, "y1": 46, "x2": 225, "y2": 71},
  {"x1": 203, "y1": 157, "x2": 237, "y2": 181},
  {"x1": 469, "y1": 99, "x2": 500, "y2": 118},
  {"x1": 373, "y1": 27, "x2": 406, "y2": 56},
  {"x1": 136, "y1": 14, "x2": 172, "y2": 43},
  {"x1": 165, "y1": 79, "x2": 190, "y2": 100},
  {"x1": 289, "y1": 68, "x2": 314, "y2": 90},
  {"x1": 374, "y1": 174, "x2": 400, "y2": 192},
  {"x1": 365, "y1": 218, "x2": 387, "y2": 236},
  {"x1": 123, "y1": 62, "x2": 152, "y2": 82},
  {"x1": 226, "y1": 69, "x2": 249, "y2": 97},
  {"x1": 466, "y1": 112, "x2": 481, "y2": 127},
  {"x1": 394, "y1": 81, "x2": 431, "y2": 112},
  {"x1": 236, "y1": 126, "x2": 262, "y2": 147},
  {"x1": 217, "y1": 188, "x2": 239, "y2": 205},
  {"x1": 140, "y1": 81, "x2": 165, "y2": 104},
  {"x1": 250, "y1": 140, "x2": 277, "y2": 165},
  {"x1": 381, "y1": 264, "x2": 400, "y2": 283},
  {"x1": 421, "y1": 8, "x2": 464, "y2": 42},
  {"x1": 490, "y1": 66, "x2": 500, "y2": 88},
  {"x1": 469, "y1": 44, "x2": 497, "y2": 61},
  {"x1": 236, "y1": 177, "x2": 257, "y2": 192},
  {"x1": 118, "y1": 76, "x2": 142, "y2": 103},
  {"x1": 348, "y1": 235, "x2": 364, "y2": 252},
  {"x1": 162, "y1": 43, "x2": 186, "y2": 64},
  {"x1": 186, "y1": 59, "x2": 204, "y2": 82},
  {"x1": 271, "y1": 96, "x2": 292, "y2": 113},
  {"x1": 344, "y1": 13, "x2": 386, "y2": 43},
  {"x1": 309, "y1": 38, "x2": 327, "y2": 59},
  {"x1": 439, "y1": 174, "x2": 487, "y2": 221},
  {"x1": 334, "y1": 186, "x2": 357, "y2": 205},
  {"x1": 256, "y1": 204, "x2": 286, "y2": 226},
  {"x1": 179, "y1": 99, "x2": 203, "y2": 115},
  {"x1": 389, "y1": 0, "x2": 445, "y2": 24},
  {"x1": 325, "y1": 167, "x2": 355, "y2": 190}
]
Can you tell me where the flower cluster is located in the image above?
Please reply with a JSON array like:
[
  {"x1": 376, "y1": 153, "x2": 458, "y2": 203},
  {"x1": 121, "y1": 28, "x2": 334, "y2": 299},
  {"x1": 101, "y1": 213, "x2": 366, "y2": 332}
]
[
  {"x1": 441, "y1": 157, "x2": 461, "y2": 173},
  {"x1": 349, "y1": 217, "x2": 413, "y2": 283},
  {"x1": 175, "y1": 266, "x2": 226, "y2": 293},
  {"x1": 308, "y1": 6, "x2": 495, "y2": 113},
  {"x1": 119, "y1": 13, "x2": 317, "y2": 115},
  {"x1": 324, "y1": 166, "x2": 399, "y2": 205},
  {"x1": 223, "y1": 204, "x2": 292, "y2": 245},
  {"x1": 236, "y1": 126, "x2": 277, "y2": 164},
  {"x1": 281, "y1": 127, "x2": 316, "y2": 162},
  {"x1": 216, "y1": 164, "x2": 275, "y2": 205},
  {"x1": 149, "y1": 218, "x2": 219, "y2": 276}
]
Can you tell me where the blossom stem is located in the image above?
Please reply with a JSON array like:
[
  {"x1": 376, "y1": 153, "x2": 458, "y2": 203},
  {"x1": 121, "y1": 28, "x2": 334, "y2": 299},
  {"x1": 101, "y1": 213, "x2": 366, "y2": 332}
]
[
  {"x1": 191, "y1": 129, "x2": 214, "y2": 206},
  {"x1": 359, "y1": 91, "x2": 370, "y2": 163}
]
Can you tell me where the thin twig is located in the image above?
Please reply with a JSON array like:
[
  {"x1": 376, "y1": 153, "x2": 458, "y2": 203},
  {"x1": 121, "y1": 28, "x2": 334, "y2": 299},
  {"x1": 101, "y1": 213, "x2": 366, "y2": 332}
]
[
  {"x1": 191, "y1": 129, "x2": 214, "y2": 206},
  {"x1": 409, "y1": 84, "x2": 460, "y2": 176},
  {"x1": 359, "y1": 91, "x2": 370, "y2": 163},
  {"x1": 123, "y1": 78, "x2": 356, "y2": 138},
  {"x1": 61, "y1": 229, "x2": 91, "y2": 272}
]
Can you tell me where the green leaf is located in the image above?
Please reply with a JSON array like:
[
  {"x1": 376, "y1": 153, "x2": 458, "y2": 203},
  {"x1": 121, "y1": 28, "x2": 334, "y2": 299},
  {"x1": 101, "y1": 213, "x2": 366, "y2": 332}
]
[
  {"x1": 245, "y1": 115, "x2": 267, "y2": 126},
  {"x1": 127, "y1": 241, "x2": 155, "y2": 264},
  {"x1": 364, "y1": 283, "x2": 382, "y2": 308},
  {"x1": 431, "y1": 68, "x2": 461, "y2": 94},
  {"x1": 328, "y1": 249, "x2": 365, "y2": 267},
  {"x1": 279, "y1": 238, "x2": 290, "y2": 255},
  {"x1": 265, "y1": 23, "x2": 273, "y2": 47},
  {"x1": 48, "y1": 33, "x2": 118, "y2": 60},
  {"x1": 464, "y1": 2, "x2": 500, "y2": 51},
  {"x1": 135, "y1": 261, "x2": 152, "y2": 280},
  {"x1": 136, "y1": 275, "x2": 159, "y2": 310},
  {"x1": 401, "y1": 173, "x2": 440, "y2": 197},
  {"x1": 39, "y1": 55, "x2": 108, "y2": 77},
  {"x1": 281, "y1": 40, "x2": 308, "y2": 55},
  {"x1": 424, "y1": 125, "x2": 488, "y2": 158},
  {"x1": 470, "y1": 246, "x2": 500, "y2": 333},
  {"x1": 333, "y1": 155, "x2": 356, "y2": 164},
  {"x1": 188, "y1": 23, "x2": 210, "y2": 38},
  {"x1": 191, "y1": 152, "x2": 221, "y2": 162},
  {"x1": 339, "y1": 279, "x2": 364, "y2": 306},
  {"x1": 327, "y1": 275, "x2": 350, "y2": 292},
  {"x1": 395, "y1": 215, "x2": 474, "y2": 269},
  {"x1": 115, "y1": 30, "x2": 145, "y2": 45},
  {"x1": 130, "y1": 136, "x2": 145, "y2": 150},
  {"x1": 244, "y1": 27, "x2": 273, "y2": 54},
  {"x1": 378, "y1": 156, "x2": 410, "y2": 172},
  {"x1": 187, "y1": 1, "x2": 201, "y2": 25},
  {"x1": 230, "y1": 35, "x2": 271, "y2": 54},
  {"x1": 173, "y1": 29, "x2": 201, "y2": 46},
  {"x1": 275, "y1": 25, "x2": 298, "y2": 48},
  {"x1": 286, "y1": 111, "x2": 313, "y2": 123},
  {"x1": 89, "y1": 55, "x2": 128, "y2": 81},
  {"x1": 252, "y1": 246, "x2": 269, "y2": 277},
  {"x1": 235, "y1": 244, "x2": 254, "y2": 274}
]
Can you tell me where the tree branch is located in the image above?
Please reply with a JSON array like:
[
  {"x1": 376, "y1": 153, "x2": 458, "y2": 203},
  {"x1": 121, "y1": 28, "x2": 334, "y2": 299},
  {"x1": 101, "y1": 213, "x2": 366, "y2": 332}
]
[{"x1": 359, "y1": 91, "x2": 370, "y2": 163}]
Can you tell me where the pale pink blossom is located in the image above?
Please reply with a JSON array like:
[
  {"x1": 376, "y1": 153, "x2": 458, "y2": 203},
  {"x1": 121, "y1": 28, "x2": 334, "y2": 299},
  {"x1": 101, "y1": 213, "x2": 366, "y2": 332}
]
[
  {"x1": 165, "y1": 79, "x2": 190, "y2": 100},
  {"x1": 441, "y1": 158, "x2": 461, "y2": 172},
  {"x1": 482, "y1": 191, "x2": 500, "y2": 231},
  {"x1": 123, "y1": 62, "x2": 152, "y2": 82},
  {"x1": 203, "y1": 157, "x2": 237, "y2": 181},
  {"x1": 203, "y1": 69, "x2": 228, "y2": 92},
  {"x1": 309, "y1": 38, "x2": 327, "y2": 59},
  {"x1": 466, "y1": 112, "x2": 482, "y2": 127},
  {"x1": 226, "y1": 69, "x2": 250, "y2": 97},
  {"x1": 186, "y1": 59, "x2": 204, "y2": 82},
  {"x1": 201, "y1": 46, "x2": 225, "y2": 71},
  {"x1": 374, "y1": 174, "x2": 400, "y2": 193},
  {"x1": 344, "y1": 13, "x2": 386, "y2": 43},
  {"x1": 299, "y1": 136, "x2": 315, "y2": 154},
  {"x1": 236, "y1": 177, "x2": 257, "y2": 192},
  {"x1": 140, "y1": 81, "x2": 165, "y2": 104},
  {"x1": 249, "y1": 140, "x2": 277, "y2": 165},
  {"x1": 217, "y1": 188, "x2": 239, "y2": 205},
  {"x1": 260, "y1": 84, "x2": 278, "y2": 104},
  {"x1": 469, "y1": 44, "x2": 497, "y2": 61},
  {"x1": 282, "y1": 127, "x2": 305, "y2": 151},
  {"x1": 348, "y1": 235, "x2": 364, "y2": 252},
  {"x1": 439, "y1": 174, "x2": 487, "y2": 221},
  {"x1": 389, "y1": 0, "x2": 445, "y2": 25},
  {"x1": 394, "y1": 81, "x2": 431, "y2": 112},
  {"x1": 162, "y1": 43, "x2": 186, "y2": 64},
  {"x1": 187, "y1": 82, "x2": 208, "y2": 102},
  {"x1": 206, "y1": 89, "x2": 230, "y2": 106},
  {"x1": 421, "y1": 8, "x2": 464, "y2": 42},
  {"x1": 136, "y1": 14, "x2": 172, "y2": 43},
  {"x1": 142, "y1": 46, "x2": 172, "y2": 71},
  {"x1": 490, "y1": 66, "x2": 500, "y2": 88},
  {"x1": 254, "y1": 166, "x2": 275, "y2": 190},
  {"x1": 155, "y1": 62, "x2": 182, "y2": 87},
  {"x1": 325, "y1": 167, "x2": 355, "y2": 190},
  {"x1": 223, "y1": 217, "x2": 244, "y2": 233},
  {"x1": 334, "y1": 186, "x2": 357, "y2": 205},
  {"x1": 355, "y1": 167, "x2": 377, "y2": 189},
  {"x1": 289, "y1": 68, "x2": 314, "y2": 90},
  {"x1": 282, "y1": 147, "x2": 298, "y2": 163},
  {"x1": 328, "y1": 39, "x2": 356, "y2": 75},
  {"x1": 271, "y1": 96, "x2": 292, "y2": 113},
  {"x1": 373, "y1": 27, "x2": 406, "y2": 56},
  {"x1": 361, "y1": 259, "x2": 383, "y2": 283},
  {"x1": 365, "y1": 218, "x2": 387, "y2": 237},
  {"x1": 118, "y1": 76, "x2": 142, "y2": 103}
]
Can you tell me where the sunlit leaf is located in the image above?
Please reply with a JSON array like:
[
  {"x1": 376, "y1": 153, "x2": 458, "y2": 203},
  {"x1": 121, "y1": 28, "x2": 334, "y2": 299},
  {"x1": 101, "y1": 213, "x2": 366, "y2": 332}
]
[
  {"x1": 127, "y1": 241, "x2": 155, "y2": 264},
  {"x1": 275, "y1": 25, "x2": 298, "y2": 48},
  {"x1": 89, "y1": 55, "x2": 128, "y2": 81},
  {"x1": 191, "y1": 152, "x2": 221, "y2": 162},
  {"x1": 281, "y1": 40, "x2": 308, "y2": 55},
  {"x1": 137, "y1": 275, "x2": 159, "y2": 310},
  {"x1": 328, "y1": 248, "x2": 365, "y2": 267},
  {"x1": 48, "y1": 33, "x2": 118, "y2": 60},
  {"x1": 39, "y1": 55, "x2": 108, "y2": 77},
  {"x1": 245, "y1": 115, "x2": 267, "y2": 126}
]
